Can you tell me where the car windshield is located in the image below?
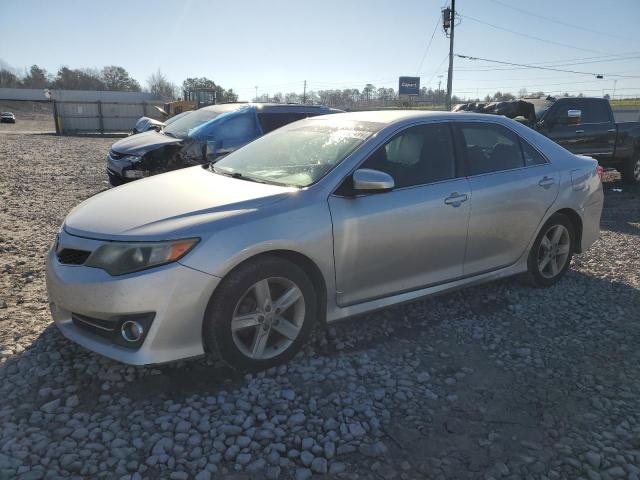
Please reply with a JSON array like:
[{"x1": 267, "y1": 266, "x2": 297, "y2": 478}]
[
  {"x1": 213, "y1": 119, "x2": 381, "y2": 187},
  {"x1": 163, "y1": 108, "x2": 228, "y2": 138}
]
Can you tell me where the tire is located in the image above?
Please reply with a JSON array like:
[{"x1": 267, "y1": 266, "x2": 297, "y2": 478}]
[
  {"x1": 621, "y1": 154, "x2": 640, "y2": 185},
  {"x1": 203, "y1": 255, "x2": 317, "y2": 372},
  {"x1": 525, "y1": 213, "x2": 575, "y2": 288}
]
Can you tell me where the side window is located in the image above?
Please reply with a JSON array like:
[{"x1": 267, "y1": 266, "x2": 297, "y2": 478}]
[
  {"x1": 258, "y1": 113, "x2": 294, "y2": 134},
  {"x1": 583, "y1": 100, "x2": 611, "y2": 123},
  {"x1": 217, "y1": 114, "x2": 257, "y2": 142},
  {"x1": 520, "y1": 139, "x2": 547, "y2": 167},
  {"x1": 458, "y1": 123, "x2": 524, "y2": 175},
  {"x1": 361, "y1": 123, "x2": 456, "y2": 188},
  {"x1": 548, "y1": 101, "x2": 575, "y2": 123}
]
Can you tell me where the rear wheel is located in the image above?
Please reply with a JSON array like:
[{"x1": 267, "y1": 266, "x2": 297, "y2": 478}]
[
  {"x1": 621, "y1": 154, "x2": 640, "y2": 185},
  {"x1": 526, "y1": 214, "x2": 574, "y2": 287},
  {"x1": 203, "y1": 255, "x2": 317, "y2": 372}
]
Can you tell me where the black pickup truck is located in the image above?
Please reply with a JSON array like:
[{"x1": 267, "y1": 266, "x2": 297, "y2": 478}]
[{"x1": 454, "y1": 97, "x2": 640, "y2": 184}]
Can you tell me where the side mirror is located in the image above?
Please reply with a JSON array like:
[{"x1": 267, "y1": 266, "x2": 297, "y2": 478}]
[
  {"x1": 567, "y1": 109, "x2": 582, "y2": 125},
  {"x1": 352, "y1": 168, "x2": 394, "y2": 193}
]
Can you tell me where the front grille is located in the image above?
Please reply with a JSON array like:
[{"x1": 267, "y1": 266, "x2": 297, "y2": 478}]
[
  {"x1": 57, "y1": 248, "x2": 91, "y2": 265},
  {"x1": 109, "y1": 150, "x2": 126, "y2": 160}
]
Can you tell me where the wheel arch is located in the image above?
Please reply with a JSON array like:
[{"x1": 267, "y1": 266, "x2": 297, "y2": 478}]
[
  {"x1": 209, "y1": 249, "x2": 329, "y2": 328},
  {"x1": 552, "y1": 207, "x2": 583, "y2": 253}
]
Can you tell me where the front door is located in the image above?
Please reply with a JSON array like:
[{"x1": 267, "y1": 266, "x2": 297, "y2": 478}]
[{"x1": 328, "y1": 122, "x2": 470, "y2": 307}]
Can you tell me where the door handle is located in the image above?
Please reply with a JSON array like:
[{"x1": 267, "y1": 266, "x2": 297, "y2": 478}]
[
  {"x1": 607, "y1": 128, "x2": 616, "y2": 133},
  {"x1": 538, "y1": 176, "x2": 555, "y2": 188},
  {"x1": 575, "y1": 129, "x2": 585, "y2": 134},
  {"x1": 444, "y1": 192, "x2": 468, "y2": 207}
]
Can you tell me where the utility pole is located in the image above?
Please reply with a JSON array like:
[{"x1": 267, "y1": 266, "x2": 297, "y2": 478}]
[
  {"x1": 303, "y1": 80, "x2": 307, "y2": 104},
  {"x1": 612, "y1": 79, "x2": 618, "y2": 100},
  {"x1": 254, "y1": 86, "x2": 258, "y2": 101},
  {"x1": 438, "y1": 75, "x2": 443, "y2": 93},
  {"x1": 445, "y1": 0, "x2": 455, "y2": 111}
]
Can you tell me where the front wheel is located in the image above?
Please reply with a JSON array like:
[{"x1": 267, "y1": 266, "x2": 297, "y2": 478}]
[
  {"x1": 203, "y1": 255, "x2": 317, "y2": 372},
  {"x1": 621, "y1": 154, "x2": 640, "y2": 185},
  {"x1": 526, "y1": 213, "x2": 574, "y2": 287}
]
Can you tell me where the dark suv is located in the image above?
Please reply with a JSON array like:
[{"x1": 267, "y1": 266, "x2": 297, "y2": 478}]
[{"x1": 106, "y1": 103, "x2": 342, "y2": 186}]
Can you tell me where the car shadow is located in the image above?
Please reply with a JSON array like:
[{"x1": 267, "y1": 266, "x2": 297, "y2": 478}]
[{"x1": 2, "y1": 267, "x2": 638, "y2": 410}]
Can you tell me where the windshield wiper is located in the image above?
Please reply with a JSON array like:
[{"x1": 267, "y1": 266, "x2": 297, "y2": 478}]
[
  {"x1": 163, "y1": 131, "x2": 177, "y2": 138},
  {"x1": 212, "y1": 166, "x2": 268, "y2": 184}
]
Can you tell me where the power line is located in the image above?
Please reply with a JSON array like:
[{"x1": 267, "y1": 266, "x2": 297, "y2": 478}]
[
  {"x1": 455, "y1": 54, "x2": 640, "y2": 78},
  {"x1": 455, "y1": 55, "x2": 640, "y2": 72},
  {"x1": 458, "y1": 12, "x2": 615, "y2": 56},
  {"x1": 486, "y1": 0, "x2": 633, "y2": 42},
  {"x1": 416, "y1": 16, "x2": 441, "y2": 75}
]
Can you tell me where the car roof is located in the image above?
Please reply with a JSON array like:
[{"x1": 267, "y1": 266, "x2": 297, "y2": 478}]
[
  {"x1": 199, "y1": 103, "x2": 342, "y2": 114},
  {"x1": 305, "y1": 110, "x2": 517, "y2": 127}
]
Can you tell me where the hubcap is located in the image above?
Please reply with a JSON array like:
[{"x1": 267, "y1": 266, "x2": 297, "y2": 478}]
[
  {"x1": 231, "y1": 277, "x2": 305, "y2": 360},
  {"x1": 537, "y1": 224, "x2": 571, "y2": 279}
]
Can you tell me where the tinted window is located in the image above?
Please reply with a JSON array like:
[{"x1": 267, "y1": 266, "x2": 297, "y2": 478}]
[
  {"x1": 258, "y1": 113, "x2": 296, "y2": 134},
  {"x1": 520, "y1": 139, "x2": 547, "y2": 167},
  {"x1": 581, "y1": 99, "x2": 610, "y2": 123},
  {"x1": 458, "y1": 123, "x2": 524, "y2": 175},
  {"x1": 361, "y1": 123, "x2": 456, "y2": 188}
]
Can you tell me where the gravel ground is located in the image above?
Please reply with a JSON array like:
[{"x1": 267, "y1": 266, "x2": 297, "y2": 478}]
[{"x1": 1, "y1": 131, "x2": 639, "y2": 480}]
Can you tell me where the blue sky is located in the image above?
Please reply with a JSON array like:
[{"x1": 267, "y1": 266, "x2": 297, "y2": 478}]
[{"x1": 1, "y1": 0, "x2": 638, "y2": 100}]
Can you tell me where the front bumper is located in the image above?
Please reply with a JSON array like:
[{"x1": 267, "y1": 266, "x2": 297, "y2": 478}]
[
  {"x1": 46, "y1": 231, "x2": 220, "y2": 365},
  {"x1": 106, "y1": 153, "x2": 149, "y2": 186}
]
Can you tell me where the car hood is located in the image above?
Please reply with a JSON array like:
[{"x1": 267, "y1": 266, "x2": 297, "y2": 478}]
[
  {"x1": 64, "y1": 166, "x2": 296, "y2": 240},
  {"x1": 111, "y1": 130, "x2": 182, "y2": 155}
]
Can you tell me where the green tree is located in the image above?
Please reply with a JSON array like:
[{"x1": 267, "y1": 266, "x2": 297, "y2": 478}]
[
  {"x1": 101, "y1": 65, "x2": 140, "y2": 92},
  {"x1": 53, "y1": 67, "x2": 106, "y2": 90},
  {"x1": 21, "y1": 65, "x2": 49, "y2": 88}
]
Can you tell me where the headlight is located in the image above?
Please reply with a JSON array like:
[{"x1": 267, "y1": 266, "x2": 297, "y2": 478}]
[
  {"x1": 125, "y1": 155, "x2": 143, "y2": 163},
  {"x1": 85, "y1": 238, "x2": 199, "y2": 276}
]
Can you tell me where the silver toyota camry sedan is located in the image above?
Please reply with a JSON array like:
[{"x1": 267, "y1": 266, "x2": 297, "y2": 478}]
[{"x1": 46, "y1": 111, "x2": 603, "y2": 371}]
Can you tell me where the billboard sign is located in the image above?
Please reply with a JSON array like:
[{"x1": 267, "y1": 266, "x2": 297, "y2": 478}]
[{"x1": 399, "y1": 76, "x2": 420, "y2": 96}]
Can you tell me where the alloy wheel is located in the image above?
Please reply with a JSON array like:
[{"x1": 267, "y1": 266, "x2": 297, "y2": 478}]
[
  {"x1": 231, "y1": 277, "x2": 305, "y2": 360},
  {"x1": 537, "y1": 224, "x2": 571, "y2": 279}
]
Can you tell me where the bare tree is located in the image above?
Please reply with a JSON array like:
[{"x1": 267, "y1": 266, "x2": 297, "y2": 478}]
[{"x1": 147, "y1": 69, "x2": 177, "y2": 101}]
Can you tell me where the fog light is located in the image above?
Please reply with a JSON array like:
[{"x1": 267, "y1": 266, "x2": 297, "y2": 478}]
[
  {"x1": 123, "y1": 170, "x2": 149, "y2": 179},
  {"x1": 121, "y1": 320, "x2": 144, "y2": 342}
]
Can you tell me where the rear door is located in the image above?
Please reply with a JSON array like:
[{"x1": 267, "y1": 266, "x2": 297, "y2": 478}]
[
  {"x1": 328, "y1": 122, "x2": 470, "y2": 306},
  {"x1": 454, "y1": 122, "x2": 559, "y2": 275}
]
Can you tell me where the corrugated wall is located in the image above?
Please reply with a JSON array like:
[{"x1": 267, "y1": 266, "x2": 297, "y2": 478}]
[
  {"x1": 54, "y1": 100, "x2": 164, "y2": 134},
  {"x1": 0, "y1": 88, "x2": 160, "y2": 103}
]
